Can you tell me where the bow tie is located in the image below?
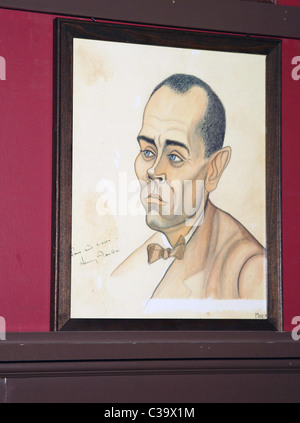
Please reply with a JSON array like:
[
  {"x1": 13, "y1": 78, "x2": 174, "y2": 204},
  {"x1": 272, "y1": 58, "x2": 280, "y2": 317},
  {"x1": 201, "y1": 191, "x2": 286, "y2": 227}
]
[{"x1": 147, "y1": 235, "x2": 186, "y2": 264}]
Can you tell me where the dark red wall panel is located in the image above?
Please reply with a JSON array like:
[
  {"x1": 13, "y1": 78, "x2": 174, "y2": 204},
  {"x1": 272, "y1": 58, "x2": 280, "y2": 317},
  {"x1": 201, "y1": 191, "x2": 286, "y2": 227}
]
[
  {"x1": 279, "y1": 0, "x2": 300, "y2": 5},
  {"x1": 278, "y1": 0, "x2": 300, "y2": 332},
  {"x1": 281, "y1": 37, "x2": 300, "y2": 331},
  {"x1": 0, "y1": 10, "x2": 54, "y2": 331}
]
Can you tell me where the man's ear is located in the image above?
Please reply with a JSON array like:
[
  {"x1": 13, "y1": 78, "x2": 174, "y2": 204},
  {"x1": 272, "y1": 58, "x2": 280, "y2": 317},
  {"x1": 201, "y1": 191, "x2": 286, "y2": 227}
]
[{"x1": 205, "y1": 146, "x2": 231, "y2": 193}]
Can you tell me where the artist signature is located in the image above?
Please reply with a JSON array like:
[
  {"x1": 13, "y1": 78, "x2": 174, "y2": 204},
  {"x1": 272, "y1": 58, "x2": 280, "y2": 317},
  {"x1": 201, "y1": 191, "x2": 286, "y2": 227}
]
[{"x1": 71, "y1": 240, "x2": 119, "y2": 266}]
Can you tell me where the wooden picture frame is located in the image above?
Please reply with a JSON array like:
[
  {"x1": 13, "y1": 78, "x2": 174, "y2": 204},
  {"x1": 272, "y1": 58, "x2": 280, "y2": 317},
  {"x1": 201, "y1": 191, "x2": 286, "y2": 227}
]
[{"x1": 52, "y1": 18, "x2": 282, "y2": 331}]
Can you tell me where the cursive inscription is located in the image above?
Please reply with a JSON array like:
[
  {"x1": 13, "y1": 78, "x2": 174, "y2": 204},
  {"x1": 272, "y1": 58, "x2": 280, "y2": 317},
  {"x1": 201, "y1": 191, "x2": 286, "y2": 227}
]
[{"x1": 71, "y1": 240, "x2": 119, "y2": 266}]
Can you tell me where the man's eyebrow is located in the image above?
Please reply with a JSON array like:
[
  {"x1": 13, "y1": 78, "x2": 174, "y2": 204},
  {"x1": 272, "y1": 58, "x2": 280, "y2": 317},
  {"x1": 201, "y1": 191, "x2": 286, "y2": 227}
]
[
  {"x1": 137, "y1": 136, "x2": 190, "y2": 155},
  {"x1": 137, "y1": 135, "x2": 156, "y2": 146},
  {"x1": 165, "y1": 140, "x2": 190, "y2": 155}
]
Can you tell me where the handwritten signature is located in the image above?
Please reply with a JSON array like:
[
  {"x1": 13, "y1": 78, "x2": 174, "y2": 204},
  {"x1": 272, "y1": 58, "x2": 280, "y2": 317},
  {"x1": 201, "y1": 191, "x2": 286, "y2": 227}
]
[{"x1": 71, "y1": 240, "x2": 120, "y2": 266}]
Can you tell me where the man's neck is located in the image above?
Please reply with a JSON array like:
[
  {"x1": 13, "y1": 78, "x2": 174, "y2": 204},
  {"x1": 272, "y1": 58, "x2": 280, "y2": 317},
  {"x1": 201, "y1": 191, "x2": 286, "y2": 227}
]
[{"x1": 162, "y1": 199, "x2": 209, "y2": 247}]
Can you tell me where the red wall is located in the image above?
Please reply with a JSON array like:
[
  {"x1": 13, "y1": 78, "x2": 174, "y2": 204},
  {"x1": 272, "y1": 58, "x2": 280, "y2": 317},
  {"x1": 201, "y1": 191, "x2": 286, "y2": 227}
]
[
  {"x1": 279, "y1": 0, "x2": 300, "y2": 5},
  {"x1": 0, "y1": 10, "x2": 54, "y2": 331},
  {"x1": 277, "y1": 0, "x2": 300, "y2": 330},
  {"x1": 0, "y1": 5, "x2": 299, "y2": 331}
]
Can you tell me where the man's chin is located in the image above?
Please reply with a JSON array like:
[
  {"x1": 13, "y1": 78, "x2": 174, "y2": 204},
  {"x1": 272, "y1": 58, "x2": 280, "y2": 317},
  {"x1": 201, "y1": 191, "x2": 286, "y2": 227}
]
[{"x1": 145, "y1": 212, "x2": 185, "y2": 232}]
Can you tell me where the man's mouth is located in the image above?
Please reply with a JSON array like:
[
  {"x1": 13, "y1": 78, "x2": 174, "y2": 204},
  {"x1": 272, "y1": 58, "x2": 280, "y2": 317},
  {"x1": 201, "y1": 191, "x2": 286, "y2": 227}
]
[{"x1": 146, "y1": 194, "x2": 167, "y2": 206}]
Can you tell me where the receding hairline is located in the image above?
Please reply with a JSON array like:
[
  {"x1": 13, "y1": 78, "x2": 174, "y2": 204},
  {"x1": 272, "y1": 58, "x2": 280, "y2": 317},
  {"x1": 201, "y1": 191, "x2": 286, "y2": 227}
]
[
  {"x1": 148, "y1": 74, "x2": 226, "y2": 157},
  {"x1": 146, "y1": 84, "x2": 210, "y2": 139},
  {"x1": 150, "y1": 74, "x2": 213, "y2": 102},
  {"x1": 150, "y1": 83, "x2": 208, "y2": 99},
  {"x1": 147, "y1": 84, "x2": 209, "y2": 116},
  {"x1": 151, "y1": 78, "x2": 215, "y2": 125}
]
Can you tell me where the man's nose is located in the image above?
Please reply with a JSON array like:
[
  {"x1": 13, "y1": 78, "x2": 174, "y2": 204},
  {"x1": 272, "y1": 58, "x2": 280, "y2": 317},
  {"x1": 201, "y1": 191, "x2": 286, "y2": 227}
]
[{"x1": 147, "y1": 156, "x2": 166, "y2": 182}]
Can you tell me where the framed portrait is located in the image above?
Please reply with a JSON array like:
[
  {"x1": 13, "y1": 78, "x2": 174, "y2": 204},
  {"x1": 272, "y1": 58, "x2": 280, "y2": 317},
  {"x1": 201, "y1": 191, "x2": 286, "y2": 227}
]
[{"x1": 52, "y1": 18, "x2": 282, "y2": 331}]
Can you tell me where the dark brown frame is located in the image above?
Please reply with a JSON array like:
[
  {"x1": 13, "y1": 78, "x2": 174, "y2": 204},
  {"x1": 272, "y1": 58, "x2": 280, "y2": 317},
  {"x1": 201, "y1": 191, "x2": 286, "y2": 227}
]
[{"x1": 52, "y1": 18, "x2": 282, "y2": 331}]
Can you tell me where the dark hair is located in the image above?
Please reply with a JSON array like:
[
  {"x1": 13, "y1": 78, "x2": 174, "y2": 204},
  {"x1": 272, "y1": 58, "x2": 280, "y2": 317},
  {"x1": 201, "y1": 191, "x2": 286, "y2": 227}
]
[{"x1": 150, "y1": 74, "x2": 226, "y2": 158}]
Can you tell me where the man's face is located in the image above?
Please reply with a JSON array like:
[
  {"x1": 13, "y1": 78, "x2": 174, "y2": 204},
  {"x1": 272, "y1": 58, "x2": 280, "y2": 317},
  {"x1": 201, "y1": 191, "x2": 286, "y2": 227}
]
[{"x1": 135, "y1": 85, "x2": 210, "y2": 232}]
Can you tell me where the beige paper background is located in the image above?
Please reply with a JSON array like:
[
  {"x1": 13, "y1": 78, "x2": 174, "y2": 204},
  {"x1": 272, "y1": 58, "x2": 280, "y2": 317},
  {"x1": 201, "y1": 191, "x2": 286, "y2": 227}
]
[{"x1": 71, "y1": 38, "x2": 267, "y2": 319}]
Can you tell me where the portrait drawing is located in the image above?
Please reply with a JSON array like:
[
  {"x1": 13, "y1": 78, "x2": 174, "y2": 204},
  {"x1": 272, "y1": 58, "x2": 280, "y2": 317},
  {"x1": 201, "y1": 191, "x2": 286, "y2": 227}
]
[{"x1": 70, "y1": 36, "x2": 268, "y2": 321}]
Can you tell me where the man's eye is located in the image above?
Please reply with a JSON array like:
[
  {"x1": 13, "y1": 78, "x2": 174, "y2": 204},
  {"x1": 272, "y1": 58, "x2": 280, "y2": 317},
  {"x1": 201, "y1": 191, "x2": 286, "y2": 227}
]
[
  {"x1": 168, "y1": 153, "x2": 183, "y2": 163},
  {"x1": 141, "y1": 149, "x2": 155, "y2": 159}
]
